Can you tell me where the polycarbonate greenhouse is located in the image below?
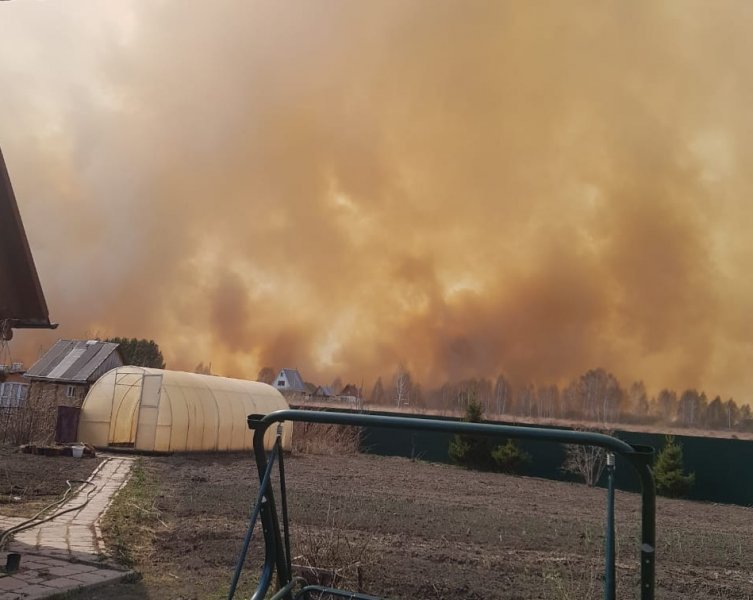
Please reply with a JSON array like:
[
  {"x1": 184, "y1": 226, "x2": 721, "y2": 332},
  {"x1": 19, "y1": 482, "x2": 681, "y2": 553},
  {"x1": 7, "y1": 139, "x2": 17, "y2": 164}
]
[{"x1": 77, "y1": 366, "x2": 291, "y2": 452}]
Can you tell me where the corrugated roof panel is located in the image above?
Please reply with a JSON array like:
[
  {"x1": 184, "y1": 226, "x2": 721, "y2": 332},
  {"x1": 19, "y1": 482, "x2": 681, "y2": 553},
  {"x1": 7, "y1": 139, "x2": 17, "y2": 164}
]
[
  {"x1": 47, "y1": 348, "x2": 85, "y2": 379},
  {"x1": 25, "y1": 340, "x2": 73, "y2": 378},
  {"x1": 25, "y1": 339, "x2": 122, "y2": 383}
]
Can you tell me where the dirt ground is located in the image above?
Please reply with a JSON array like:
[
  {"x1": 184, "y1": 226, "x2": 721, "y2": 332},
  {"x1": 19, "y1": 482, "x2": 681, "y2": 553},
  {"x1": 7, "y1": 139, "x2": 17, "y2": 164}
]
[
  {"x1": 0, "y1": 447, "x2": 99, "y2": 517},
  {"x1": 60, "y1": 450, "x2": 753, "y2": 600}
]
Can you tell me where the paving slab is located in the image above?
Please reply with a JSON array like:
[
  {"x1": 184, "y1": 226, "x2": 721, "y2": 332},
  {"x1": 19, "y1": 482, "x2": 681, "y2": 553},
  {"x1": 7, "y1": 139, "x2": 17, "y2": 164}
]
[{"x1": 0, "y1": 455, "x2": 136, "y2": 599}]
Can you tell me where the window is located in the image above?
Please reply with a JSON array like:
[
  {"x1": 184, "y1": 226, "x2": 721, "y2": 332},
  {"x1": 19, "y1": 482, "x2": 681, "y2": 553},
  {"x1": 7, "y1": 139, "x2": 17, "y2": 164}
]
[
  {"x1": 66, "y1": 385, "x2": 76, "y2": 398},
  {"x1": 0, "y1": 382, "x2": 28, "y2": 408},
  {"x1": 277, "y1": 380, "x2": 285, "y2": 387}
]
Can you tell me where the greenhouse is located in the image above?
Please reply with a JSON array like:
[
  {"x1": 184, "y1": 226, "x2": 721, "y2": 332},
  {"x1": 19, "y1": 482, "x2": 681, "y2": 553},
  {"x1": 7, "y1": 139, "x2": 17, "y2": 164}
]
[{"x1": 77, "y1": 366, "x2": 291, "y2": 452}]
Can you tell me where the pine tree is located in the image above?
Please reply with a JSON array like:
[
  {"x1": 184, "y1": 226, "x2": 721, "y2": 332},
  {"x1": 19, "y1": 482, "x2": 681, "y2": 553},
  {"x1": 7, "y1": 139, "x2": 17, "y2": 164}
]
[
  {"x1": 449, "y1": 394, "x2": 531, "y2": 474},
  {"x1": 491, "y1": 439, "x2": 531, "y2": 474},
  {"x1": 448, "y1": 394, "x2": 493, "y2": 470},
  {"x1": 654, "y1": 436, "x2": 695, "y2": 498}
]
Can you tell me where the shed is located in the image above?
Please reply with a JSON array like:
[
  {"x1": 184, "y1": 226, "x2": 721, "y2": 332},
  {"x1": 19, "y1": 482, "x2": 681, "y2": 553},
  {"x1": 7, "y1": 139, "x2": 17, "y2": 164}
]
[
  {"x1": 77, "y1": 366, "x2": 291, "y2": 452},
  {"x1": 24, "y1": 339, "x2": 124, "y2": 407}
]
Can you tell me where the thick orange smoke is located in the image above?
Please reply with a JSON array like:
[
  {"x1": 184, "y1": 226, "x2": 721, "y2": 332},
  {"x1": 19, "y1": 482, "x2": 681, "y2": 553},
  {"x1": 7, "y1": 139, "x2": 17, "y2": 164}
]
[{"x1": 2, "y1": 1, "x2": 753, "y2": 400}]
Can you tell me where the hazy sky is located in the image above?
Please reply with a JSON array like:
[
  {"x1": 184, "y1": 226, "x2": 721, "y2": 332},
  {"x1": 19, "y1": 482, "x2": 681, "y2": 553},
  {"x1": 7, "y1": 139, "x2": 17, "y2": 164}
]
[{"x1": 2, "y1": 1, "x2": 753, "y2": 400}]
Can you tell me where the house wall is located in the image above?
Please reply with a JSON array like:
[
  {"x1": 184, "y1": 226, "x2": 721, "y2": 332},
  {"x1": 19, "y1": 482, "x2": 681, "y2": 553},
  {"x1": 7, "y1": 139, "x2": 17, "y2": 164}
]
[
  {"x1": 27, "y1": 381, "x2": 88, "y2": 409},
  {"x1": 275, "y1": 370, "x2": 290, "y2": 389},
  {"x1": 89, "y1": 353, "x2": 124, "y2": 381},
  {"x1": 0, "y1": 381, "x2": 87, "y2": 445}
]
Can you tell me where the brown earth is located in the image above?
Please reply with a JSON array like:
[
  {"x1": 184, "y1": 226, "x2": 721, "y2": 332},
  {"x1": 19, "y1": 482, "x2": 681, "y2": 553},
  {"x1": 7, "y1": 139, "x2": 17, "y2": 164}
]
[
  {"x1": 64, "y1": 451, "x2": 753, "y2": 600},
  {"x1": 0, "y1": 447, "x2": 99, "y2": 517}
]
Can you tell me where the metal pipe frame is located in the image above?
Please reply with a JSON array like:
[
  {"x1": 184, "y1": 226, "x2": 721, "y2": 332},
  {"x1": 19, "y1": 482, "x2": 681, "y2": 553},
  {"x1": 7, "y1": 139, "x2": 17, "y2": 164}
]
[
  {"x1": 227, "y1": 438, "x2": 280, "y2": 600},
  {"x1": 247, "y1": 409, "x2": 656, "y2": 600}
]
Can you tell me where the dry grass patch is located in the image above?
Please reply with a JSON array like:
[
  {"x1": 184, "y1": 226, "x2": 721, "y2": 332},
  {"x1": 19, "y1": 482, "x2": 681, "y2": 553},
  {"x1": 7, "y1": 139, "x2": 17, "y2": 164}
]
[
  {"x1": 292, "y1": 420, "x2": 361, "y2": 455},
  {"x1": 99, "y1": 459, "x2": 163, "y2": 567}
]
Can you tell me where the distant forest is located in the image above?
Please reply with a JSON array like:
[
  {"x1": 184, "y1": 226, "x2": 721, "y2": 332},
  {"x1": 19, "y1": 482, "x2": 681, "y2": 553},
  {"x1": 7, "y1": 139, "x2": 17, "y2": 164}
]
[{"x1": 365, "y1": 367, "x2": 753, "y2": 433}]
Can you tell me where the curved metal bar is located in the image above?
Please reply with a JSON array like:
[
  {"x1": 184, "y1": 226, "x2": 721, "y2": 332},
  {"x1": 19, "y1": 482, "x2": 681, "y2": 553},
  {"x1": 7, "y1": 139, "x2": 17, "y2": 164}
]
[
  {"x1": 227, "y1": 440, "x2": 279, "y2": 600},
  {"x1": 268, "y1": 577, "x2": 307, "y2": 600},
  {"x1": 278, "y1": 432, "x2": 293, "y2": 577},
  {"x1": 251, "y1": 500, "x2": 278, "y2": 600},
  {"x1": 247, "y1": 409, "x2": 656, "y2": 600},
  {"x1": 252, "y1": 424, "x2": 291, "y2": 598},
  {"x1": 251, "y1": 409, "x2": 636, "y2": 453}
]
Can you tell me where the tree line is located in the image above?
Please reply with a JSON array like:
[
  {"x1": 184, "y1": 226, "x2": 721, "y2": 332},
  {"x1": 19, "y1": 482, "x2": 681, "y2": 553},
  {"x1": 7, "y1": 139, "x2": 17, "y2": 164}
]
[{"x1": 367, "y1": 366, "x2": 753, "y2": 433}]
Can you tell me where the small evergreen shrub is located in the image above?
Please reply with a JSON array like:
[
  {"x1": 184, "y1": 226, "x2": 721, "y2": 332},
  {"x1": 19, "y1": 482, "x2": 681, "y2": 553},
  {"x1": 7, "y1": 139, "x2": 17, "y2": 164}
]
[
  {"x1": 448, "y1": 397, "x2": 494, "y2": 470},
  {"x1": 449, "y1": 396, "x2": 531, "y2": 474},
  {"x1": 654, "y1": 435, "x2": 695, "y2": 498},
  {"x1": 491, "y1": 439, "x2": 531, "y2": 474}
]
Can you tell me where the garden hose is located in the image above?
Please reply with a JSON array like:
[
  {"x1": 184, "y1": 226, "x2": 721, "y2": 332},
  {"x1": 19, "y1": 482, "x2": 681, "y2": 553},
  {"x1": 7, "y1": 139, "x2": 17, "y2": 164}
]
[{"x1": 0, "y1": 475, "x2": 99, "y2": 551}]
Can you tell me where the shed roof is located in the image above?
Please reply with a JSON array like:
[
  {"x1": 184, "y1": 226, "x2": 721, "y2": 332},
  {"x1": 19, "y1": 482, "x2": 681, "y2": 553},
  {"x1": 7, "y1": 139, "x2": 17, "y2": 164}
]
[
  {"x1": 340, "y1": 384, "x2": 361, "y2": 397},
  {"x1": 25, "y1": 340, "x2": 121, "y2": 383}
]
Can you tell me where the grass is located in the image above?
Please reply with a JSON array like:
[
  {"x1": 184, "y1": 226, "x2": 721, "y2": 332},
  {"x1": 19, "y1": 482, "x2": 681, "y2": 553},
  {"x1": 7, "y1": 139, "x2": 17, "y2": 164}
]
[
  {"x1": 292, "y1": 499, "x2": 372, "y2": 591},
  {"x1": 99, "y1": 458, "x2": 162, "y2": 568},
  {"x1": 540, "y1": 524, "x2": 603, "y2": 600},
  {"x1": 292, "y1": 420, "x2": 362, "y2": 456}
]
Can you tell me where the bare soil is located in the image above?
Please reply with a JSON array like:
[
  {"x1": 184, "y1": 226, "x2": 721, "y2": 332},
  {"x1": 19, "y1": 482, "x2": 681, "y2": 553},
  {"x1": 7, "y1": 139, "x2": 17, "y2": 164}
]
[
  {"x1": 64, "y1": 451, "x2": 753, "y2": 600},
  {"x1": 0, "y1": 447, "x2": 99, "y2": 517}
]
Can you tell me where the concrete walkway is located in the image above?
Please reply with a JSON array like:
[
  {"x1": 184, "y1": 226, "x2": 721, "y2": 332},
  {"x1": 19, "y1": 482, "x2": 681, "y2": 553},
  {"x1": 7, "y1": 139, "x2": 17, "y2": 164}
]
[{"x1": 0, "y1": 455, "x2": 136, "y2": 600}]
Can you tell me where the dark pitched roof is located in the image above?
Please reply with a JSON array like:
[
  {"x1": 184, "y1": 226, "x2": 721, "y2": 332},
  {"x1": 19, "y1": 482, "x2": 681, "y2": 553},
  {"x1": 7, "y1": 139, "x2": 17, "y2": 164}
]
[
  {"x1": 278, "y1": 368, "x2": 306, "y2": 392},
  {"x1": 0, "y1": 146, "x2": 56, "y2": 336},
  {"x1": 314, "y1": 386, "x2": 334, "y2": 397},
  {"x1": 340, "y1": 384, "x2": 360, "y2": 397},
  {"x1": 25, "y1": 340, "x2": 121, "y2": 383}
]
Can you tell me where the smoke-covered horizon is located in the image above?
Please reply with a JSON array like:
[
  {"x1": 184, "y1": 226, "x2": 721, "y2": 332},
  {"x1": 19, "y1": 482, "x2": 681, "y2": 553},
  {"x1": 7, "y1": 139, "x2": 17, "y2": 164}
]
[{"x1": 2, "y1": 1, "x2": 753, "y2": 401}]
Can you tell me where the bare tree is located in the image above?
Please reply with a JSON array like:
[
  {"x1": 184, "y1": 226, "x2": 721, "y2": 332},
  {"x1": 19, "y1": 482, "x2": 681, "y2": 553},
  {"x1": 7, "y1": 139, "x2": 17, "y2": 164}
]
[
  {"x1": 194, "y1": 361, "x2": 213, "y2": 375},
  {"x1": 626, "y1": 381, "x2": 649, "y2": 416},
  {"x1": 518, "y1": 383, "x2": 536, "y2": 418},
  {"x1": 577, "y1": 369, "x2": 623, "y2": 423},
  {"x1": 391, "y1": 365, "x2": 412, "y2": 407},
  {"x1": 256, "y1": 366, "x2": 276, "y2": 384},
  {"x1": 653, "y1": 389, "x2": 678, "y2": 424},
  {"x1": 562, "y1": 428, "x2": 614, "y2": 486},
  {"x1": 494, "y1": 374, "x2": 512, "y2": 415},
  {"x1": 369, "y1": 377, "x2": 385, "y2": 405},
  {"x1": 537, "y1": 384, "x2": 560, "y2": 419}
]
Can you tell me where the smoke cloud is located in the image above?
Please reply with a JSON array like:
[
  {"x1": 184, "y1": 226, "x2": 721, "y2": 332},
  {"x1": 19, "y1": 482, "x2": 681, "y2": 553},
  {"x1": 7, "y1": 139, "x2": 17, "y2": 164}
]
[{"x1": 2, "y1": 1, "x2": 753, "y2": 400}]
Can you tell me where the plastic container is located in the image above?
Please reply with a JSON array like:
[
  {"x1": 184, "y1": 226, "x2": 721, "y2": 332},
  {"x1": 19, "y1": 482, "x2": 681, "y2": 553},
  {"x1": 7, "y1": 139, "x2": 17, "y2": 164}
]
[
  {"x1": 71, "y1": 445, "x2": 84, "y2": 458},
  {"x1": 5, "y1": 552, "x2": 20, "y2": 573}
]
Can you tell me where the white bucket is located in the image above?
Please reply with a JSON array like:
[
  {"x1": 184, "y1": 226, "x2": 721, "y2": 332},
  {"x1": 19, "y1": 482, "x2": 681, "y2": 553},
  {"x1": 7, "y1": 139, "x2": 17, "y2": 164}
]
[{"x1": 71, "y1": 445, "x2": 84, "y2": 458}]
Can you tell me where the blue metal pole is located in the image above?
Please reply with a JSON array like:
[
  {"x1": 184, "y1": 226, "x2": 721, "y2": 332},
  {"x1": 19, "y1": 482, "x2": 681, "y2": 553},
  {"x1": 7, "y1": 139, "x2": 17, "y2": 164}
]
[
  {"x1": 227, "y1": 441, "x2": 279, "y2": 600},
  {"x1": 604, "y1": 452, "x2": 616, "y2": 600}
]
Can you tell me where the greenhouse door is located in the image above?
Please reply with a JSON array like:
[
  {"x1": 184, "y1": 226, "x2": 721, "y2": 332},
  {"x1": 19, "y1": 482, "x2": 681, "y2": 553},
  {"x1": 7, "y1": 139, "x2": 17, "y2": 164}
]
[{"x1": 135, "y1": 374, "x2": 162, "y2": 451}]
